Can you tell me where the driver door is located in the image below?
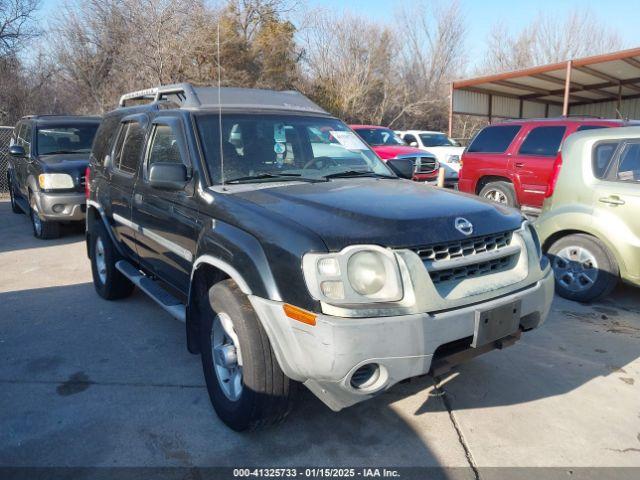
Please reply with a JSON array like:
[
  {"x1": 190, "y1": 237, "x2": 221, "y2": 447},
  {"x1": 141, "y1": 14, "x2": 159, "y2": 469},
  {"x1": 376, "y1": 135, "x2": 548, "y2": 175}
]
[{"x1": 132, "y1": 116, "x2": 197, "y2": 295}]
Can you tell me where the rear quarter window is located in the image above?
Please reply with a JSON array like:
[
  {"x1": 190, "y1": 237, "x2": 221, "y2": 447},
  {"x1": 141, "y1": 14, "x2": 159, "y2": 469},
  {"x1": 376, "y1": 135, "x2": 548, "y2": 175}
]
[
  {"x1": 92, "y1": 115, "x2": 123, "y2": 165},
  {"x1": 518, "y1": 126, "x2": 566, "y2": 156},
  {"x1": 592, "y1": 142, "x2": 619, "y2": 179},
  {"x1": 467, "y1": 125, "x2": 521, "y2": 153}
]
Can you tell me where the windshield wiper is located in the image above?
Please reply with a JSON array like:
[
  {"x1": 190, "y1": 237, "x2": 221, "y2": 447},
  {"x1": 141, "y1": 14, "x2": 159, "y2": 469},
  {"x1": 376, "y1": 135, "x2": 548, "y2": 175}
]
[
  {"x1": 323, "y1": 170, "x2": 396, "y2": 180},
  {"x1": 226, "y1": 173, "x2": 321, "y2": 184}
]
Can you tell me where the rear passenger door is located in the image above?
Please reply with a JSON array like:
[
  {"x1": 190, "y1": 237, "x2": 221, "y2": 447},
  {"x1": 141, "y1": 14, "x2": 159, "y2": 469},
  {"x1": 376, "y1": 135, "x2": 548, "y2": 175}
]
[
  {"x1": 596, "y1": 141, "x2": 640, "y2": 237},
  {"x1": 132, "y1": 116, "x2": 197, "y2": 295},
  {"x1": 512, "y1": 125, "x2": 566, "y2": 208},
  {"x1": 106, "y1": 116, "x2": 147, "y2": 261}
]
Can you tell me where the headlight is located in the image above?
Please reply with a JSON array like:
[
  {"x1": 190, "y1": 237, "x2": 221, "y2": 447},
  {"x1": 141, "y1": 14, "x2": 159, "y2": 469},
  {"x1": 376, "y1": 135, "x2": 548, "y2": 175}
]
[
  {"x1": 348, "y1": 251, "x2": 386, "y2": 295},
  {"x1": 38, "y1": 173, "x2": 74, "y2": 190},
  {"x1": 303, "y1": 246, "x2": 404, "y2": 305}
]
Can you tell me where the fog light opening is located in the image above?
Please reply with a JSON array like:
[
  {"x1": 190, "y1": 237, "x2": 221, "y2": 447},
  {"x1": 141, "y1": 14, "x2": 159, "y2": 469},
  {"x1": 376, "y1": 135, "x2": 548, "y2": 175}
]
[
  {"x1": 52, "y1": 204, "x2": 65, "y2": 213},
  {"x1": 350, "y1": 363, "x2": 381, "y2": 390}
]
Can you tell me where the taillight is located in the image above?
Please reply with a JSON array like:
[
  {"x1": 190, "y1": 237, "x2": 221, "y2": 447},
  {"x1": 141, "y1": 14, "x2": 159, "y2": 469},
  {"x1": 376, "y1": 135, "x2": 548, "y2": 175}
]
[
  {"x1": 85, "y1": 165, "x2": 91, "y2": 199},
  {"x1": 545, "y1": 153, "x2": 562, "y2": 198}
]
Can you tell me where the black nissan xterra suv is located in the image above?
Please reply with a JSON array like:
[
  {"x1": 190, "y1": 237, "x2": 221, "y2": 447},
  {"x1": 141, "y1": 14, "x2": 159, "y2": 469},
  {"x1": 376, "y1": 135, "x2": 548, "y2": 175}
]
[
  {"x1": 86, "y1": 83, "x2": 554, "y2": 431},
  {"x1": 8, "y1": 115, "x2": 101, "y2": 238}
]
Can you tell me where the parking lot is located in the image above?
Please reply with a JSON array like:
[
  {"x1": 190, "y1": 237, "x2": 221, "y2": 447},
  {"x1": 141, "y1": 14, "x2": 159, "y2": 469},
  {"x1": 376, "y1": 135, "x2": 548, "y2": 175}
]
[{"x1": 1, "y1": 197, "x2": 639, "y2": 474}]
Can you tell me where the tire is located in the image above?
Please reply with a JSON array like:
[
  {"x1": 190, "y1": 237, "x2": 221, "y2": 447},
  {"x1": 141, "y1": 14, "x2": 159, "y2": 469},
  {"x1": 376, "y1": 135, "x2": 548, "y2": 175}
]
[
  {"x1": 479, "y1": 181, "x2": 518, "y2": 207},
  {"x1": 8, "y1": 176, "x2": 22, "y2": 214},
  {"x1": 547, "y1": 234, "x2": 618, "y2": 302},
  {"x1": 29, "y1": 193, "x2": 60, "y2": 239},
  {"x1": 90, "y1": 221, "x2": 135, "y2": 300},
  {"x1": 200, "y1": 279, "x2": 293, "y2": 431}
]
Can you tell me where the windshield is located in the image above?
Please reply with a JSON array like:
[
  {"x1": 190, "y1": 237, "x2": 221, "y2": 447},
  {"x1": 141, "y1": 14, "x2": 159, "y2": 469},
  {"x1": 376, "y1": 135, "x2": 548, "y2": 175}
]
[
  {"x1": 195, "y1": 114, "x2": 395, "y2": 183},
  {"x1": 419, "y1": 133, "x2": 457, "y2": 147},
  {"x1": 353, "y1": 128, "x2": 406, "y2": 147},
  {"x1": 37, "y1": 124, "x2": 99, "y2": 155}
]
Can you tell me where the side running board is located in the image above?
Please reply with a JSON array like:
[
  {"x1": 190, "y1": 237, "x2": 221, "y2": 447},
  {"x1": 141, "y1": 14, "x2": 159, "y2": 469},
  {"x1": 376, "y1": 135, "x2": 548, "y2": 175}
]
[{"x1": 115, "y1": 260, "x2": 186, "y2": 323}]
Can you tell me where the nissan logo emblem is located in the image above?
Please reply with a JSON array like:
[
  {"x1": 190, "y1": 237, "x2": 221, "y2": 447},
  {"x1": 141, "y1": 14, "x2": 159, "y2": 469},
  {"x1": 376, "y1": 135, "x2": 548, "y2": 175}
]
[{"x1": 455, "y1": 217, "x2": 473, "y2": 236}]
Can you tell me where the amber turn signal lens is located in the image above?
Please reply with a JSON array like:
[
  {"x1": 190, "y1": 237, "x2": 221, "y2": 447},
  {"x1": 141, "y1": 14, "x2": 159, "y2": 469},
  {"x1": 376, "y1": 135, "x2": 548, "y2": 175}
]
[{"x1": 283, "y1": 304, "x2": 316, "y2": 326}]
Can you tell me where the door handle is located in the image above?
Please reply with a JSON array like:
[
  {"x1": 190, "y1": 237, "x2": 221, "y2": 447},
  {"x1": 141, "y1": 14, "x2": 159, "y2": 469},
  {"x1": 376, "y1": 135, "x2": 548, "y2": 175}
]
[
  {"x1": 598, "y1": 196, "x2": 625, "y2": 206},
  {"x1": 514, "y1": 162, "x2": 524, "y2": 168},
  {"x1": 134, "y1": 193, "x2": 143, "y2": 204}
]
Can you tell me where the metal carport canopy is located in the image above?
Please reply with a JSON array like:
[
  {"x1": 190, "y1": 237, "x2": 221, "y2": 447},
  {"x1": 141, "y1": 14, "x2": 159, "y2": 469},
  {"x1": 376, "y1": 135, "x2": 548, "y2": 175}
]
[{"x1": 449, "y1": 47, "x2": 640, "y2": 135}]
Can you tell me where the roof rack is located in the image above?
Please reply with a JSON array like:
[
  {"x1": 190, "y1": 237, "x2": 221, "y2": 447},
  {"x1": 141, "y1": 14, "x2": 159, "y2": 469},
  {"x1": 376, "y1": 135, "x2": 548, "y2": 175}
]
[{"x1": 118, "y1": 82, "x2": 328, "y2": 114}]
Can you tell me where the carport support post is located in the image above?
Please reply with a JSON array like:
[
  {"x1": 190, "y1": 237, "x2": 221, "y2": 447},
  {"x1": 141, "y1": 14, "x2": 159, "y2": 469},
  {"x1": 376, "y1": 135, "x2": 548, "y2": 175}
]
[
  {"x1": 562, "y1": 60, "x2": 573, "y2": 117},
  {"x1": 448, "y1": 82, "x2": 453, "y2": 137}
]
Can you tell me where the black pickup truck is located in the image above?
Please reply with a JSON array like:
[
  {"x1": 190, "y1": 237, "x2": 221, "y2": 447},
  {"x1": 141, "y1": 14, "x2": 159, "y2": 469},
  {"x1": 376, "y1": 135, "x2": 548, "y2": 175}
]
[
  {"x1": 8, "y1": 115, "x2": 101, "y2": 238},
  {"x1": 86, "y1": 83, "x2": 553, "y2": 431}
]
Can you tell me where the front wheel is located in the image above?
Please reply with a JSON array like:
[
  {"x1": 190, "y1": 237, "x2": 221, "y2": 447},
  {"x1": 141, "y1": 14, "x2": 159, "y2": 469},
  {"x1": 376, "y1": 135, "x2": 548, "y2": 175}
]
[
  {"x1": 547, "y1": 234, "x2": 618, "y2": 302},
  {"x1": 29, "y1": 193, "x2": 60, "y2": 239},
  {"x1": 200, "y1": 279, "x2": 293, "y2": 431}
]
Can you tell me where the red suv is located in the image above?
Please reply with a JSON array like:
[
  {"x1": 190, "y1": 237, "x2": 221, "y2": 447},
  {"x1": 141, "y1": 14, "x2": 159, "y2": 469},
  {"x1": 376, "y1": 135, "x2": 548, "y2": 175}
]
[
  {"x1": 350, "y1": 125, "x2": 439, "y2": 182},
  {"x1": 458, "y1": 118, "x2": 632, "y2": 212}
]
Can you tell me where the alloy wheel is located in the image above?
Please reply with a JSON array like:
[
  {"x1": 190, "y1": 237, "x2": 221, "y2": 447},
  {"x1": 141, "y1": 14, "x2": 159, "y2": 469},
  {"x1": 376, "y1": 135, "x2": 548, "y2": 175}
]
[
  {"x1": 212, "y1": 312, "x2": 243, "y2": 401},
  {"x1": 552, "y1": 245, "x2": 599, "y2": 293}
]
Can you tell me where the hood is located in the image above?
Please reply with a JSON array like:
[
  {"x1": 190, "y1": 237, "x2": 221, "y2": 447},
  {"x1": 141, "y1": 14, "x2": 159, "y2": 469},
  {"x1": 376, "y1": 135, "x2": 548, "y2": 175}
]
[
  {"x1": 230, "y1": 178, "x2": 523, "y2": 251},
  {"x1": 422, "y1": 146, "x2": 465, "y2": 159},
  {"x1": 39, "y1": 153, "x2": 89, "y2": 174},
  {"x1": 371, "y1": 145, "x2": 428, "y2": 160}
]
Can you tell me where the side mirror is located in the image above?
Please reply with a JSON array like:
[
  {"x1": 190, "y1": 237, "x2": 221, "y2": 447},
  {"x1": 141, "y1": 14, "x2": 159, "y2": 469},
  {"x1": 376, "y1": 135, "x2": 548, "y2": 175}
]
[
  {"x1": 9, "y1": 145, "x2": 25, "y2": 157},
  {"x1": 386, "y1": 158, "x2": 414, "y2": 179},
  {"x1": 148, "y1": 162, "x2": 187, "y2": 190},
  {"x1": 409, "y1": 141, "x2": 418, "y2": 148}
]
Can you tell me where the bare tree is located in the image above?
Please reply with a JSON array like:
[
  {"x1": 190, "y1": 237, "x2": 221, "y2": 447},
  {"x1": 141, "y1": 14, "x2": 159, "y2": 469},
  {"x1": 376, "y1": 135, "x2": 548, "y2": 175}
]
[
  {"x1": 481, "y1": 10, "x2": 623, "y2": 72},
  {"x1": 0, "y1": 0, "x2": 40, "y2": 56},
  {"x1": 392, "y1": 0, "x2": 467, "y2": 128}
]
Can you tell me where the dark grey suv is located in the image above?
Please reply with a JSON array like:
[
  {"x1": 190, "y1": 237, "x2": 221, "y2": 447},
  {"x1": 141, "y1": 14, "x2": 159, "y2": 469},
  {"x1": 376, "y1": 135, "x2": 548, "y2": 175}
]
[
  {"x1": 86, "y1": 83, "x2": 553, "y2": 431},
  {"x1": 7, "y1": 115, "x2": 101, "y2": 238}
]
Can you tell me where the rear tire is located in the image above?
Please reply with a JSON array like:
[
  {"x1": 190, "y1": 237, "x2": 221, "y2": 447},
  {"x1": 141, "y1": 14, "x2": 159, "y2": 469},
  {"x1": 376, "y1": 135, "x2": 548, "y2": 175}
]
[
  {"x1": 479, "y1": 181, "x2": 518, "y2": 207},
  {"x1": 8, "y1": 176, "x2": 21, "y2": 214},
  {"x1": 90, "y1": 221, "x2": 135, "y2": 300},
  {"x1": 200, "y1": 279, "x2": 293, "y2": 431},
  {"x1": 547, "y1": 234, "x2": 618, "y2": 302},
  {"x1": 29, "y1": 193, "x2": 60, "y2": 239}
]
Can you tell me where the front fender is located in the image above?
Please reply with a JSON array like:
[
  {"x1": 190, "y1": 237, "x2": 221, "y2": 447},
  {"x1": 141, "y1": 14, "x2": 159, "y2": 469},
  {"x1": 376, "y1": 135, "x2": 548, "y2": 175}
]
[{"x1": 191, "y1": 219, "x2": 281, "y2": 302}]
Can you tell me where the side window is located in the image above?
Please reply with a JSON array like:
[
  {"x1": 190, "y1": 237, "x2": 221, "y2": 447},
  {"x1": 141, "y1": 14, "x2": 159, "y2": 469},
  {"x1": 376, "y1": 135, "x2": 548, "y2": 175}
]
[
  {"x1": 119, "y1": 122, "x2": 145, "y2": 174},
  {"x1": 404, "y1": 134, "x2": 417, "y2": 145},
  {"x1": 19, "y1": 123, "x2": 32, "y2": 155},
  {"x1": 110, "y1": 121, "x2": 143, "y2": 174},
  {"x1": 148, "y1": 125, "x2": 183, "y2": 169},
  {"x1": 592, "y1": 142, "x2": 619, "y2": 179},
  {"x1": 615, "y1": 143, "x2": 640, "y2": 182},
  {"x1": 577, "y1": 125, "x2": 609, "y2": 132},
  {"x1": 92, "y1": 115, "x2": 123, "y2": 165},
  {"x1": 467, "y1": 125, "x2": 521, "y2": 153},
  {"x1": 518, "y1": 126, "x2": 566, "y2": 156}
]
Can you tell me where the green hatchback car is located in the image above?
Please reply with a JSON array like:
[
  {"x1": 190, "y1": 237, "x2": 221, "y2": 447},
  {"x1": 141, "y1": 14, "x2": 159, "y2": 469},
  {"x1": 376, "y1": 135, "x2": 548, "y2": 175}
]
[{"x1": 536, "y1": 126, "x2": 640, "y2": 302}]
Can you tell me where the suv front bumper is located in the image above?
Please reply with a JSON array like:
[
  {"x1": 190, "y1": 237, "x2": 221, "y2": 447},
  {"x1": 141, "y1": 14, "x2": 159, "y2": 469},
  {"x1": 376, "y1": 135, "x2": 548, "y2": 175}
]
[
  {"x1": 249, "y1": 266, "x2": 554, "y2": 411},
  {"x1": 33, "y1": 191, "x2": 86, "y2": 221}
]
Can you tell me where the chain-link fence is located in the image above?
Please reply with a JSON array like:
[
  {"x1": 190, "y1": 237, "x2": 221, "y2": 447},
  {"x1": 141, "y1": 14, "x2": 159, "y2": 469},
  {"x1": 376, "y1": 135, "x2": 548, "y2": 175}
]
[{"x1": 0, "y1": 126, "x2": 15, "y2": 198}]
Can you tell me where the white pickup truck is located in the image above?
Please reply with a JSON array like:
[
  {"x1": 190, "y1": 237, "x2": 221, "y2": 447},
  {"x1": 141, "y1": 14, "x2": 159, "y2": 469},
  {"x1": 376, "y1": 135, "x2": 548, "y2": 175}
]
[{"x1": 396, "y1": 130, "x2": 465, "y2": 184}]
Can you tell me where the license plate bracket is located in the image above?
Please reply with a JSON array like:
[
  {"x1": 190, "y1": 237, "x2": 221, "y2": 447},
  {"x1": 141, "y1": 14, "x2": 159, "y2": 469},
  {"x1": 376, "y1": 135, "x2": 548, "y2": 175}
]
[{"x1": 472, "y1": 300, "x2": 521, "y2": 348}]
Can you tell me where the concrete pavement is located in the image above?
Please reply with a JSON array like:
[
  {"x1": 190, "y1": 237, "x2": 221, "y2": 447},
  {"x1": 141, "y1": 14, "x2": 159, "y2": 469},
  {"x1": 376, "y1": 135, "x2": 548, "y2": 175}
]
[{"x1": 0, "y1": 199, "x2": 639, "y2": 474}]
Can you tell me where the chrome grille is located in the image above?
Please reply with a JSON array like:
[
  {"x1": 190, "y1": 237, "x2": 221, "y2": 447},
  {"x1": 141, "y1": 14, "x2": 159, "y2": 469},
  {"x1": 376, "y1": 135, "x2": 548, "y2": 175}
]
[
  {"x1": 416, "y1": 231, "x2": 513, "y2": 262},
  {"x1": 414, "y1": 156, "x2": 437, "y2": 174},
  {"x1": 429, "y1": 255, "x2": 513, "y2": 284},
  {"x1": 414, "y1": 230, "x2": 518, "y2": 284}
]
